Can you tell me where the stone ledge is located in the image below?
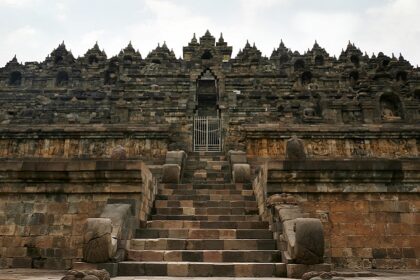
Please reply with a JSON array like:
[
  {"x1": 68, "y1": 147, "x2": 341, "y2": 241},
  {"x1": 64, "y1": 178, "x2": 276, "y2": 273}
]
[
  {"x1": 267, "y1": 159, "x2": 420, "y2": 194},
  {"x1": 0, "y1": 160, "x2": 153, "y2": 194}
]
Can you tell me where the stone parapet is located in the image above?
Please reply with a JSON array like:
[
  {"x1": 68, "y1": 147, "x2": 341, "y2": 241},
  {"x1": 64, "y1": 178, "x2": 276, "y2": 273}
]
[
  {"x1": 0, "y1": 159, "x2": 158, "y2": 270},
  {"x1": 261, "y1": 159, "x2": 420, "y2": 270}
]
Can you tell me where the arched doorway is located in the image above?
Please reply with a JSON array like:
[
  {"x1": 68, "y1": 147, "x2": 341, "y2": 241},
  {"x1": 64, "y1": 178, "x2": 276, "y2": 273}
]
[
  {"x1": 193, "y1": 69, "x2": 222, "y2": 152},
  {"x1": 196, "y1": 69, "x2": 218, "y2": 116}
]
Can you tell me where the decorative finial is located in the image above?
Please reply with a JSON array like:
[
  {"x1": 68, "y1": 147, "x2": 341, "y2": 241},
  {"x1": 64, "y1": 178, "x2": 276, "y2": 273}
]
[
  {"x1": 218, "y1": 33, "x2": 224, "y2": 43},
  {"x1": 279, "y1": 39, "x2": 285, "y2": 48}
]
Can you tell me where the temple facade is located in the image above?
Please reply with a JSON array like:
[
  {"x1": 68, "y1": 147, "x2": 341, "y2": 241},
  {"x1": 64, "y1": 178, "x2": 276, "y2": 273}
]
[{"x1": 0, "y1": 31, "x2": 419, "y2": 276}]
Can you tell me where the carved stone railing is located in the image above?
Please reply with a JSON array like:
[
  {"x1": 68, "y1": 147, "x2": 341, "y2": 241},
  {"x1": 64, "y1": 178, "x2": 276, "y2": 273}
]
[{"x1": 161, "y1": 150, "x2": 187, "y2": 183}]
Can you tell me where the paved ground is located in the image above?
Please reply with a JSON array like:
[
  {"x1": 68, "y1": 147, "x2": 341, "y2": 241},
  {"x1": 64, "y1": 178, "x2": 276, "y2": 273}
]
[{"x1": 0, "y1": 269, "x2": 419, "y2": 280}]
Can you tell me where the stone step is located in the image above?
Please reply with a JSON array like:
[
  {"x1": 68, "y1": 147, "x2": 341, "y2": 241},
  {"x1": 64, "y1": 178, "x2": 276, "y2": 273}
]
[
  {"x1": 146, "y1": 220, "x2": 268, "y2": 229},
  {"x1": 118, "y1": 261, "x2": 286, "y2": 277},
  {"x1": 154, "y1": 200, "x2": 257, "y2": 208},
  {"x1": 185, "y1": 160, "x2": 230, "y2": 168},
  {"x1": 127, "y1": 250, "x2": 282, "y2": 263},
  {"x1": 129, "y1": 238, "x2": 276, "y2": 250},
  {"x1": 156, "y1": 194, "x2": 256, "y2": 201},
  {"x1": 187, "y1": 179, "x2": 232, "y2": 184},
  {"x1": 135, "y1": 229, "x2": 273, "y2": 239},
  {"x1": 159, "y1": 189, "x2": 254, "y2": 196},
  {"x1": 184, "y1": 170, "x2": 230, "y2": 176},
  {"x1": 151, "y1": 214, "x2": 261, "y2": 221},
  {"x1": 153, "y1": 207, "x2": 259, "y2": 215},
  {"x1": 160, "y1": 183, "x2": 251, "y2": 190},
  {"x1": 187, "y1": 152, "x2": 226, "y2": 159}
]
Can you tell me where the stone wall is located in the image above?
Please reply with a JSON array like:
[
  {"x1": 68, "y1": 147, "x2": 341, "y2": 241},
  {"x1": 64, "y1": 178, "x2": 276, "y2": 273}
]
[
  {"x1": 0, "y1": 125, "x2": 169, "y2": 160},
  {"x1": 243, "y1": 124, "x2": 420, "y2": 159},
  {"x1": 299, "y1": 193, "x2": 419, "y2": 269},
  {"x1": 0, "y1": 160, "x2": 157, "y2": 269},
  {"x1": 263, "y1": 159, "x2": 420, "y2": 269}
]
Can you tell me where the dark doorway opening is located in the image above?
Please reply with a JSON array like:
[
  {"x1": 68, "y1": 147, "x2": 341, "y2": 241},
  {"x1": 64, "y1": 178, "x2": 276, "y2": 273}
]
[{"x1": 196, "y1": 69, "x2": 218, "y2": 116}]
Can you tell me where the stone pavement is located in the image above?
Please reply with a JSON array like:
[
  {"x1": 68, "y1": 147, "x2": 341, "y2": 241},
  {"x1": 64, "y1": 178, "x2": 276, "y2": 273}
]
[{"x1": 0, "y1": 269, "x2": 419, "y2": 280}]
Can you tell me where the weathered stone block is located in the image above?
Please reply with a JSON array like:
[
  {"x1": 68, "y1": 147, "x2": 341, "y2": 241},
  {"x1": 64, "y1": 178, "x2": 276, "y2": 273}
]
[
  {"x1": 83, "y1": 218, "x2": 115, "y2": 263},
  {"x1": 161, "y1": 164, "x2": 180, "y2": 183},
  {"x1": 165, "y1": 150, "x2": 187, "y2": 166},
  {"x1": 232, "y1": 164, "x2": 251, "y2": 183},
  {"x1": 228, "y1": 150, "x2": 247, "y2": 165},
  {"x1": 286, "y1": 263, "x2": 332, "y2": 279},
  {"x1": 293, "y1": 218, "x2": 324, "y2": 264},
  {"x1": 99, "y1": 204, "x2": 132, "y2": 241},
  {"x1": 286, "y1": 135, "x2": 306, "y2": 160},
  {"x1": 110, "y1": 145, "x2": 127, "y2": 160}
]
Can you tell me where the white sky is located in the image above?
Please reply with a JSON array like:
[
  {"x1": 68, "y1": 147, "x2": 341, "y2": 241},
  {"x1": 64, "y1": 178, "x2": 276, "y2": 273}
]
[{"x1": 0, "y1": 0, "x2": 419, "y2": 66}]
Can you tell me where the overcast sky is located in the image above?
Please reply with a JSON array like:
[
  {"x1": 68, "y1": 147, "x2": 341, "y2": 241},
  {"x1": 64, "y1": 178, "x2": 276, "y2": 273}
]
[{"x1": 0, "y1": 0, "x2": 419, "y2": 67}]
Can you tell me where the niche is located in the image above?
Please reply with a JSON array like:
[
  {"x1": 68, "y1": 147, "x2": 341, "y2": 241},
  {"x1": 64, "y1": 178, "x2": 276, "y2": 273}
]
[
  {"x1": 201, "y1": 50, "x2": 213, "y2": 60},
  {"x1": 314, "y1": 55, "x2": 324, "y2": 66},
  {"x1": 280, "y1": 54, "x2": 289, "y2": 64},
  {"x1": 396, "y1": 71, "x2": 407, "y2": 83},
  {"x1": 9, "y1": 71, "x2": 22, "y2": 86},
  {"x1": 349, "y1": 71, "x2": 359, "y2": 82},
  {"x1": 294, "y1": 59, "x2": 305, "y2": 71},
  {"x1": 104, "y1": 70, "x2": 117, "y2": 85},
  {"x1": 123, "y1": 55, "x2": 133, "y2": 65},
  {"x1": 56, "y1": 71, "x2": 69, "y2": 87},
  {"x1": 54, "y1": 55, "x2": 63, "y2": 64},
  {"x1": 301, "y1": 71, "x2": 312, "y2": 85},
  {"x1": 380, "y1": 93, "x2": 403, "y2": 121},
  {"x1": 88, "y1": 55, "x2": 99, "y2": 65},
  {"x1": 350, "y1": 55, "x2": 360, "y2": 67}
]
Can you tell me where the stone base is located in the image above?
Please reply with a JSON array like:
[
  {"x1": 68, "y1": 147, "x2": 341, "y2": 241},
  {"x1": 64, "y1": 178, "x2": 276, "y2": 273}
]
[
  {"x1": 72, "y1": 262, "x2": 118, "y2": 277},
  {"x1": 286, "y1": 263, "x2": 332, "y2": 279}
]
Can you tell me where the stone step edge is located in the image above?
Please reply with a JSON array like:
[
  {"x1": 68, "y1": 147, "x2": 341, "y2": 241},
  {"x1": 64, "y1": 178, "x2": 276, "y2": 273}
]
[
  {"x1": 146, "y1": 221, "x2": 269, "y2": 223},
  {"x1": 130, "y1": 238, "x2": 276, "y2": 241},
  {"x1": 127, "y1": 249, "x2": 279, "y2": 252},
  {"x1": 117, "y1": 261, "x2": 287, "y2": 277}
]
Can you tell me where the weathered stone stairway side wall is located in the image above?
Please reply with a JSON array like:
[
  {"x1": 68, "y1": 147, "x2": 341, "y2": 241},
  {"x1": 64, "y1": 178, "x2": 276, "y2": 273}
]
[
  {"x1": 0, "y1": 160, "x2": 157, "y2": 270},
  {"x1": 261, "y1": 159, "x2": 420, "y2": 270}
]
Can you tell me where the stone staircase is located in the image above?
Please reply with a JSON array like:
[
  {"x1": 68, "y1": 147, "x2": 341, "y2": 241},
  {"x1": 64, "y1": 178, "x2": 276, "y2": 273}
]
[{"x1": 118, "y1": 152, "x2": 285, "y2": 277}]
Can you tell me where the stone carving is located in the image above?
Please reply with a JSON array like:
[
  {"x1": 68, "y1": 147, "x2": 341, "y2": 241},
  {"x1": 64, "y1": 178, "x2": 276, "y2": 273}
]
[
  {"x1": 83, "y1": 203, "x2": 132, "y2": 263},
  {"x1": 83, "y1": 218, "x2": 115, "y2": 263},
  {"x1": 286, "y1": 135, "x2": 306, "y2": 160},
  {"x1": 110, "y1": 145, "x2": 127, "y2": 160},
  {"x1": 61, "y1": 269, "x2": 110, "y2": 280},
  {"x1": 294, "y1": 218, "x2": 325, "y2": 265},
  {"x1": 232, "y1": 163, "x2": 251, "y2": 183},
  {"x1": 266, "y1": 193, "x2": 297, "y2": 206},
  {"x1": 162, "y1": 164, "x2": 181, "y2": 183},
  {"x1": 302, "y1": 271, "x2": 377, "y2": 280}
]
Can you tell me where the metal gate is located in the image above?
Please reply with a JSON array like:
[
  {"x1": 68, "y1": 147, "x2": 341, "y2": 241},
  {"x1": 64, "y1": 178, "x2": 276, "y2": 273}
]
[{"x1": 193, "y1": 116, "x2": 222, "y2": 152}]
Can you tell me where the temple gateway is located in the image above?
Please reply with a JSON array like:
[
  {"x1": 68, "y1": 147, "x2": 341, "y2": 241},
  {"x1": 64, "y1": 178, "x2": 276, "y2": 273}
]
[{"x1": 0, "y1": 31, "x2": 419, "y2": 278}]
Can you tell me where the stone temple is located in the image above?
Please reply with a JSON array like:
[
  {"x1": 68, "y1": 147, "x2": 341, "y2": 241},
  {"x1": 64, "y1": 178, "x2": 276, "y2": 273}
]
[{"x1": 0, "y1": 31, "x2": 419, "y2": 278}]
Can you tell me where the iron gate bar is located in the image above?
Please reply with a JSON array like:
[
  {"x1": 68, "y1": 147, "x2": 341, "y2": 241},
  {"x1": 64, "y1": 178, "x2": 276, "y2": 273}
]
[{"x1": 193, "y1": 116, "x2": 222, "y2": 152}]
